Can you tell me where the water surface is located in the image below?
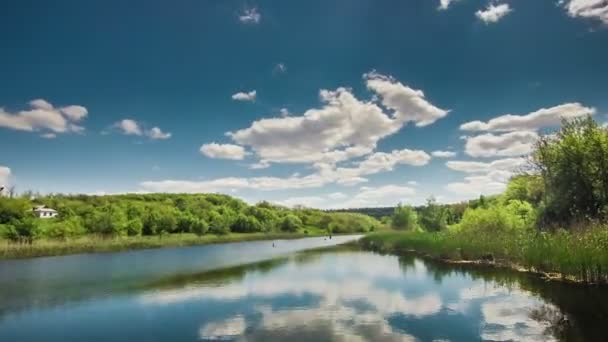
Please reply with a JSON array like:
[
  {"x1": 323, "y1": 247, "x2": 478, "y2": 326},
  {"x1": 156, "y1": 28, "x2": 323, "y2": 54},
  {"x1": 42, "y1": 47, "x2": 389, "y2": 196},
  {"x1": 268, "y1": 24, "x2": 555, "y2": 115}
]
[{"x1": 0, "y1": 235, "x2": 606, "y2": 341}]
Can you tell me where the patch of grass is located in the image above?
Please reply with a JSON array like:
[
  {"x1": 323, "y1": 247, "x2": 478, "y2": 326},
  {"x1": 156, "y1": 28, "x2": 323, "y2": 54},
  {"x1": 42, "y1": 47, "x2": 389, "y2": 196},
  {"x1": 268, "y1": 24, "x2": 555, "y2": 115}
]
[
  {"x1": 0, "y1": 231, "x2": 333, "y2": 259},
  {"x1": 361, "y1": 227, "x2": 608, "y2": 284}
]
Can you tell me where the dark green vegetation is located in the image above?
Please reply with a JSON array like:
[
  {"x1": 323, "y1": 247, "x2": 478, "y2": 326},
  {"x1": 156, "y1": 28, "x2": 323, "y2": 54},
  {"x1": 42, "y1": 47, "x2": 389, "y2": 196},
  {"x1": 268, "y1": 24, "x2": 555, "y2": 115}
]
[
  {"x1": 363, "y1": 117, "x2": 608, "y2": 284},
  {"x1": 0, "y1": 193, "x2": 381, "y2": 258}
]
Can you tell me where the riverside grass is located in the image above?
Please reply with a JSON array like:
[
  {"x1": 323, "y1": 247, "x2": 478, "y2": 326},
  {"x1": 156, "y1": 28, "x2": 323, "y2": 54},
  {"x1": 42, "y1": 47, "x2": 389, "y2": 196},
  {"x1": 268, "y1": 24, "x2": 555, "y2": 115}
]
[
  {"x1": 0, "y1": 229, "x2": 331, "y2": 259},
  {"x1": 361, "y1": 228, "x2": 608, "y2": 284}
]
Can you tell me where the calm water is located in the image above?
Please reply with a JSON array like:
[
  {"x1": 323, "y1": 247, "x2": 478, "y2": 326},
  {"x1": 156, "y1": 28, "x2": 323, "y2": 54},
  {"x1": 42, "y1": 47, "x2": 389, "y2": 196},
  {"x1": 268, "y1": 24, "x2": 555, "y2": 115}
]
[{"x1": 0, "y1": 236, "x2": 606, "y2": 341}]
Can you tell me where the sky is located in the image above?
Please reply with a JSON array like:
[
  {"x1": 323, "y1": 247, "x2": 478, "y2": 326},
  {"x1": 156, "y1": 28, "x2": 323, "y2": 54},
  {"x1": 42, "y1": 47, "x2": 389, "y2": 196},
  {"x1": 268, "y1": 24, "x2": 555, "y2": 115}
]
[{"x1": 1, "y1": 0, "x2": 607, "y2": 208}]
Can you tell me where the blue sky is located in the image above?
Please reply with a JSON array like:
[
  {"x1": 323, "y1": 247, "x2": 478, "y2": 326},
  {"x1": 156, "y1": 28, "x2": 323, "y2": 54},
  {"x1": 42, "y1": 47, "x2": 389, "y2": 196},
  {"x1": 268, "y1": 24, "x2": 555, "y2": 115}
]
[{"x1": 1, "y1": 0, "x2": 607, "y2": 208}]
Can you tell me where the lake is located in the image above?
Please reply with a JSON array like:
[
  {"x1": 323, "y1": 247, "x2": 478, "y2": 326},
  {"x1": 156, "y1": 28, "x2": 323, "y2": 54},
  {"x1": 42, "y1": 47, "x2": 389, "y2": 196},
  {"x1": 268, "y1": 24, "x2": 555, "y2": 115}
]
[{"x1": 0, "y1": 235, "x2": 606, "y2": 341}]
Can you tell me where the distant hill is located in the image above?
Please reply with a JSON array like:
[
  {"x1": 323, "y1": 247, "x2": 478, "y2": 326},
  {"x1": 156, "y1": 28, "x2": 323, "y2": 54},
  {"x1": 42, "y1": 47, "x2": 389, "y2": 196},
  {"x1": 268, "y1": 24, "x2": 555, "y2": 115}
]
[{"x1": 326, "y1": 207, "x2": 394, "y2": 219}]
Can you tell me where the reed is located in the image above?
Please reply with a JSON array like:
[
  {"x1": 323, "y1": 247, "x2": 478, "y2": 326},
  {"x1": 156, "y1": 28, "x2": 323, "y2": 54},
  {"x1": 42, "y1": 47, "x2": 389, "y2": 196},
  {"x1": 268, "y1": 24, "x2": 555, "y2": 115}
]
[{"x1": 361, "y1": 227, "x2": 608, "y2": 284}]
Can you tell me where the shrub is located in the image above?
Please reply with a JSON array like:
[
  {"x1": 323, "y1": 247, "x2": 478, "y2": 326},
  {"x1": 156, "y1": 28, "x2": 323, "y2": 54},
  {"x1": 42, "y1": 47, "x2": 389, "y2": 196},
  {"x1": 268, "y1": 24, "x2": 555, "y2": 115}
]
[
  {"x1": 392, "y1": 204, "x2": 418, "y2": 231},
  {"x1": 280, "y1": 214, "x2": 302, "y2": 232}
]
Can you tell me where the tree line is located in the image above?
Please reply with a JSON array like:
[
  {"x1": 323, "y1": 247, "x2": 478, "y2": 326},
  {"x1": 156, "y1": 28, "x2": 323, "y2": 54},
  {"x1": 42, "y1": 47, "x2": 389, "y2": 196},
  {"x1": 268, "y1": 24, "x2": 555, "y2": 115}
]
[{"x1": 0, "y1": 193, "x2": 382, "y2": 243}]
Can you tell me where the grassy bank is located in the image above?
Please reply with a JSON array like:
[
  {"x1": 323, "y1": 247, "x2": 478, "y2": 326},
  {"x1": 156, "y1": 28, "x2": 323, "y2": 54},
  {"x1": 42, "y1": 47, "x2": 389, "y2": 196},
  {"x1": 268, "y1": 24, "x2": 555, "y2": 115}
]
[
  {"x1": 0, "y1": 230, "x2": 332, "y2": 259},
  {"x1": 361, "y1": 229, "x2": 608, "y2": 284}
]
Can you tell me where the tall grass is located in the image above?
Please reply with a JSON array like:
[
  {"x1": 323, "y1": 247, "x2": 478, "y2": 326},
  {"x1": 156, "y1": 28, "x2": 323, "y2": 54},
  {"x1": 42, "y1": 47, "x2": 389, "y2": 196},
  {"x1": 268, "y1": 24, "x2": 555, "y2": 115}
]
[
  {"x1": 0, "y1": 232, "x2": 327, "y2": 259},
  {"x1": 361, "y1": 227, "x2": 608, "y2": 284}
]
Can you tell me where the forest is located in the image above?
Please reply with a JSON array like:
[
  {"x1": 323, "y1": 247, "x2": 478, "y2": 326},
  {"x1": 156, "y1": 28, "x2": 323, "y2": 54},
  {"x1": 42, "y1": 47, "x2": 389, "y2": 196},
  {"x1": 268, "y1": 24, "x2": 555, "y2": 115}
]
[
  {"x1": 366, "y1": 117, "x2": 608, "y2": 283},
  {"x1": 0, "y1": 192, "x2": 382, "y2": 242}
]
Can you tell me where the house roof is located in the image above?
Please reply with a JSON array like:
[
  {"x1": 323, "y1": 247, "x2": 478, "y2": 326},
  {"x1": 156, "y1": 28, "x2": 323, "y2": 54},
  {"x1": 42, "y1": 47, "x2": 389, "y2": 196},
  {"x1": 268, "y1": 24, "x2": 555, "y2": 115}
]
[{"x1": 33, "y1": 205, "x2": 57, "y2": 213}]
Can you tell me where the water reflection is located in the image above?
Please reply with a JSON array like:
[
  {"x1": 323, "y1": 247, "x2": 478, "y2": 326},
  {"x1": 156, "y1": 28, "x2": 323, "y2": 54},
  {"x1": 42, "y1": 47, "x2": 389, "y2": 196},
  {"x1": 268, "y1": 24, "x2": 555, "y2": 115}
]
[{"x1": 0, "y1": 244, "x2": 606, "y2": 341}]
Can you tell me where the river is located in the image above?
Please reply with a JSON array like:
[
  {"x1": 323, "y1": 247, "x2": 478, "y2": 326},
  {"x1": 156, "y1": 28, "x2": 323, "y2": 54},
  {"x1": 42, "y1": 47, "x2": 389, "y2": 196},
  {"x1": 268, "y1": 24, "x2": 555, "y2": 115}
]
[{"x1": 0, "y1": 235, "x2": 605, "y2": 341}]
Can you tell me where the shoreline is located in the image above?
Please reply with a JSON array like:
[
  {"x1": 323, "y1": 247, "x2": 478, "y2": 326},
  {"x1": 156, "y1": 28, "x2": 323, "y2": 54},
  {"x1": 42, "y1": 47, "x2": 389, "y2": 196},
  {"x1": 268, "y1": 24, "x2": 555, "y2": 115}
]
[
  {"x1": 360, "y1": 234, "x2": 608, "y2": 286},
  {"x1": 0, "y1": 232, "x2": 336, "y2": 260}
]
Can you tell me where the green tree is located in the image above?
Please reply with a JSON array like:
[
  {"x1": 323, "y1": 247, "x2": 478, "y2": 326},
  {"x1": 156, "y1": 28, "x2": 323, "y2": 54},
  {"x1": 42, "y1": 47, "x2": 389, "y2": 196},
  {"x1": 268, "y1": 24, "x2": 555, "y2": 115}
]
[
  {"x1": 280, "y1": 214, "x2": 302, "y2": 232},
  {"x1": 392, "y1": 204, "x2": 418, "y2": 231},
  {"x1": 418, "y1": 196, "x2": 448, "y2": 232}
]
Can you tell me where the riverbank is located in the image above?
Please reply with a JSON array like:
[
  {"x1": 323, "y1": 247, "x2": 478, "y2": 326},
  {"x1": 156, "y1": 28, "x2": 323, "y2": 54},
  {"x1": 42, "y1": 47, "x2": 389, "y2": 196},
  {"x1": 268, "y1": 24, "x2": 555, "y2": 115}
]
[
  {"x1": 0, "y1": 230, "x2": 334, "y2": 259},
  {"x1": 360, "y1": 230, "x2": 608, "y2": 284}
]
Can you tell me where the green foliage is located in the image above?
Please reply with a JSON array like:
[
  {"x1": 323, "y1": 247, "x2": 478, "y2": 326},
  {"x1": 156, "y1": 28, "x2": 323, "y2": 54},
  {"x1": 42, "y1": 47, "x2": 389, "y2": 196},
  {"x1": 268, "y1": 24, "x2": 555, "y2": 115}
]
[
  {"x1": 533, "y1": 116, "x2": 608, "y2": 225},
  {"x1": 280, "y1": 214, "x2": 302, "y2": 232},
  {"x1": 417, "y1": 197, "x2": 448, "y2": 232},
  {"x1": 503, "y1": 175, "x2": 544, "y2": 205},
  {"x1": 231, "y1": 214, "x2": 263, "y2": 233},
  {"x1": 0, "y1": 192, "x2": 383, "y2": 242},
  {"x1": 392, "y1": 204, "x2": 418, "y2": 230},
  {"x1": 45, "y1": 217, "x2": 86, "y2": 239}
]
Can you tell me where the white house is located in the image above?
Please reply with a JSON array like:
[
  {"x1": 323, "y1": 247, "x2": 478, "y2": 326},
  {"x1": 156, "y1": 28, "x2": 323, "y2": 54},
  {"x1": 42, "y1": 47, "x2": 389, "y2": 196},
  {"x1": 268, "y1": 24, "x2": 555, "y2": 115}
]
[{"x1": 33, "y1": 205, "x2": 58, "y2": 219}]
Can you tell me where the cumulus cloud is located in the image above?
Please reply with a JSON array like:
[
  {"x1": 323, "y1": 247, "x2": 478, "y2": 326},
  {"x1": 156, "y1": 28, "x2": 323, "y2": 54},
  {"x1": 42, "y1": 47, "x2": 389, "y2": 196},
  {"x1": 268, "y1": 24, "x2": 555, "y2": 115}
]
[
  {"x1": 140, "y1": 147, "x2": 429, "y2": 195},
  {"x1": 344, "y1": 185, "x2": 416, "y2": 208},
  {"x1": 116, "y1": 119, "x2": 142, "y2": 135},
  {"x1": 560, "y1": 0, "x2": 608, "y2": 24},
  {"x1": 0, "y1": 166, "x2": 11, "y2": 186},
  {"x1": 464, "y1": 131, "x2": 539, "y2": 158},
  {"x1": 364, "y1": 71, "x2": 449, "y2": 127},
  {"x1": 446, "y1": 157, "x2": 526, "y2": 174},
  {"x1": 228, "y1": 72, "x2": 445, "y2": 165},
  {"x1": 431, "y1": 150, "x2": 456, "y2": 158},
  {"x1": 446, "y1": 157, "x2": 527, "y2": 196},
  {"x1": 147, "y1": 127, "x2": 172, "y2": 140},
  {"x1": 239, "y1": 8, "x2": 261, "y2": 24},
  {"x1": 438, "y1": 0, "x2": 461, "y2": 11},
  {"x1": 460, "y1": 103, "x2": 595, "y2": 132},
  {"x1": 475, "y1": 3, "x2": 513, "y2": 24},
  {"x1": 115, "y1": 119, "x2": 172, "y2": 140},
  {"x1": 200, "y1": 143, "x2": 248, "y2": 160},
  {"x1": 0, "y1": 99, "x2": 87, "y2": 134},
  {"x1": 231, "y1": 90, "x2": 257, "y2": 102},
  {"x1": 274, "y1": 184, "x2": 416, "y2": 209}
]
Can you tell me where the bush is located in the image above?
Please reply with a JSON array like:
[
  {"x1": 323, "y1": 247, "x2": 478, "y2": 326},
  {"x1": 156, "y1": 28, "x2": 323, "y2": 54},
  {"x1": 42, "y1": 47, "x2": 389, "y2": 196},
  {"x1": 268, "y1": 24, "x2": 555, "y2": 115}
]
[
  {"x1": 392, "y1": 204, "x2": 418, "y2": 230},
  {"x1": 280, "y1": 215, "x2": 302, "y2": 232},
  {"x1": 126, "y1": 218, "x2": 143, "y2": 236},
  {"x1": 191, "y1": 218, "x2": 209, "y2": 236},
  {"x1": 45, "y1": 217, "x2": 86, "y2": 239},
  {"x1": 231, "y1": 214, "x2": 263, "y2": 233}
]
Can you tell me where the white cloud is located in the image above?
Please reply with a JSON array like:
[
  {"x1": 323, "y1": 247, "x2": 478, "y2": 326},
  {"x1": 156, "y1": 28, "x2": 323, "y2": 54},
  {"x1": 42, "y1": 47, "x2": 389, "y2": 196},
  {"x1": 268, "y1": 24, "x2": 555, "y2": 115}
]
[
  {"x1": 231, "y1": 90, "x2": 257, "y2": 102},
  {"x1": 364, "y1": 71, "x2": 449, "y2": 127},
  {"x1": 149, "y1": 127, "x2": 171, "y2": 140},
  {"x1": 115, "y1": 119, "x2": 172, "y2": 140},
  {"x1": 274, "y1": 63, "x2": 287, "y2": 74},
  {"x1": 116, "y1": 119, "x2": 142, "y2": 136},
  {"x1": 475, "y1": 3, "x2": 513, "y2": 24},
  {"x1": 229, "y1": 72, "x2": 445, "y2": 166},
  {"x1": 239, "y1": 8, "x2": 261, "y2": 24},
  {"x1": 407, "y1": 181, "x2": 419, "y2": 186},
  {"x1": 147, "y1": 127, "x2": 172, "y2": 140},
  {"x1": 431, "y1": 150, "x2": 457, "y2": 158},
  {"x1": 446, "y1": 170, "x2": 514, "y2": 196},
  {"x1": 464, "y1": 131, "x2": 538, "y2": 158},
  {"x1": 560, "y1": 0, "x2": 608, "y2": 24},
  {"x1": 140, "y1": 147, "x2": 429, "y2": 195},
  {"x1": 60, "y1": 105, "x2": 88, "y2": 121},
  {"x1": 0, "y1": 166, "x2": 10, "y2": 186},
  {"x1": 446, "y1": 157, "x2": 527, "y2": 196},
  {"x1": 279, "y1": 108, "x2": 290, "y2": 117},
  {"x1": 328, "y1": 192, "x2": 347, "y2": 200},
  {"x1": 275, "y1": 196, "x2": 327, "y2": 208},
  {"x1": 0, "y1": 99, "x2": 87, "y2": 134},
  {"x1": 41, "y1": 133, "x2": 57, "y2": 139},
  {"x1": 200, "y1": 143, "x2": 248, "y2": 160},
  {"x1": 446, "y1": 157, "x2": 526, "y2": 174},
  {"x1": 438, "y1": 0, "x2": 461, "y2": 11},
  {"x1": 460, "y1": 103, "x2": 595, "y2": 132}
]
